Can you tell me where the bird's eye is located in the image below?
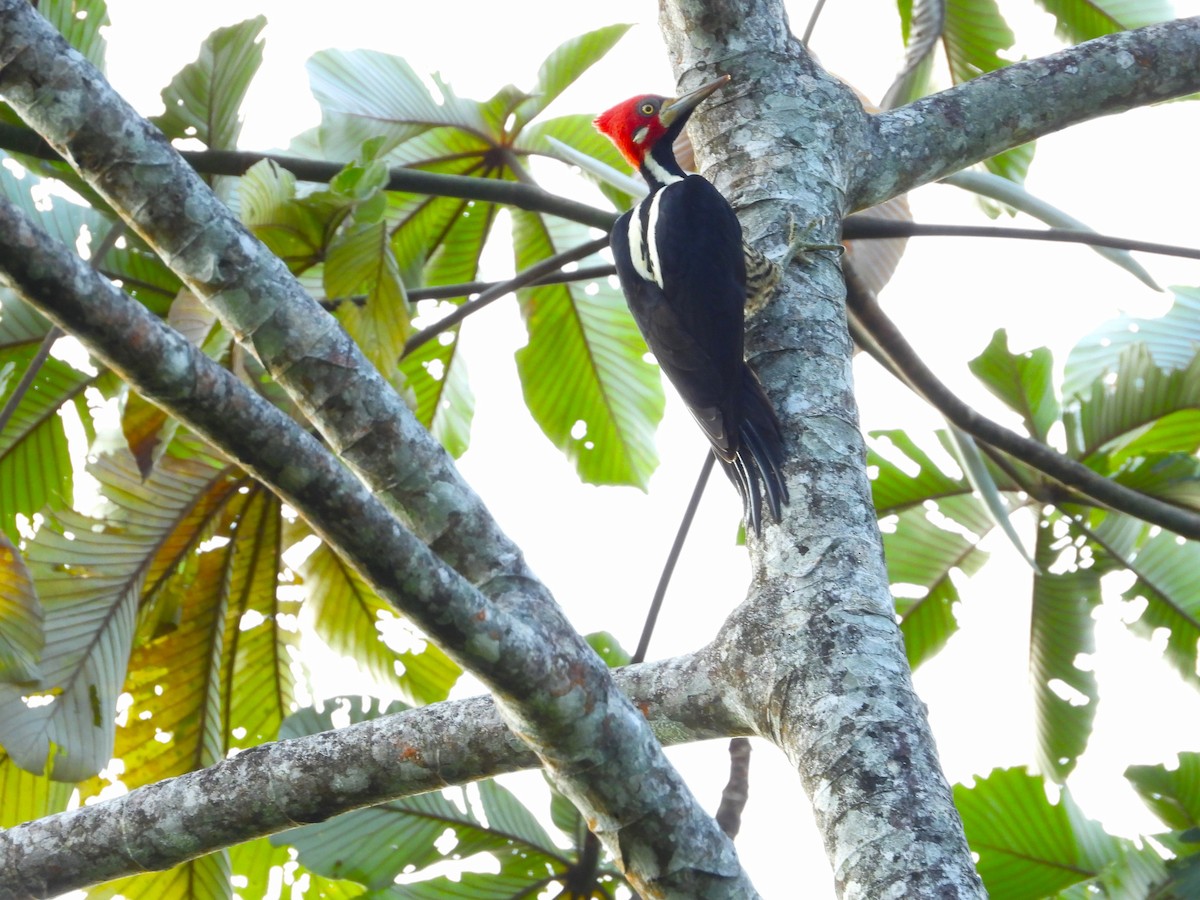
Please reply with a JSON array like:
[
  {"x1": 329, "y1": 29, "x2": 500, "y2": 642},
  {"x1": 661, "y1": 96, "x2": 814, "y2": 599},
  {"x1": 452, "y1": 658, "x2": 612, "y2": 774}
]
[{"x1": 640, "y1": 102, "x2": 655, "y2": 116}]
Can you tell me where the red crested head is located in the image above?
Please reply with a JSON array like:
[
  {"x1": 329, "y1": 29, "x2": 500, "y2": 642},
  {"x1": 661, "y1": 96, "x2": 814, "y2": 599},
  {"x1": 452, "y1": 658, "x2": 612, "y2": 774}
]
[
  {"x1": 593, "y1": 75, "x2": 730, "y2": 171},
  {"x1": 593, "y1": 95, "x2": 671, "y2": 167}
]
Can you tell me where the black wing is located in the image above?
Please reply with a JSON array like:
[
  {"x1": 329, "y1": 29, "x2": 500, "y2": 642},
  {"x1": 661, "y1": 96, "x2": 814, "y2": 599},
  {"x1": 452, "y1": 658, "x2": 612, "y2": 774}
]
[{"x1": 611, "y1": 176, "x2": 747, "y2": 458}]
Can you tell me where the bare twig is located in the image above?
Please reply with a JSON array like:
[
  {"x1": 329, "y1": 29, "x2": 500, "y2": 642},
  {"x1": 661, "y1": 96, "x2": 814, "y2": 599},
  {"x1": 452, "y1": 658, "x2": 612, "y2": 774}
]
[
  {"x1": 843, "y1": 215, "x2": 1200, "y2": 261},
  {"x1": 633, "y1": 452, "x2": 716, "y2": 665},
  {"x1": 847, "y1": 283, "x2": 1200, "y2": 540},
  {"x1": 0, "y1": 221, "x2": 124, "y2": 435},
  {"x1": 402, "y1": 236, "x2": 609, "y2": 357},
  {"x1": 715, "y1": 738, "x2": 752, "y2": 839}
]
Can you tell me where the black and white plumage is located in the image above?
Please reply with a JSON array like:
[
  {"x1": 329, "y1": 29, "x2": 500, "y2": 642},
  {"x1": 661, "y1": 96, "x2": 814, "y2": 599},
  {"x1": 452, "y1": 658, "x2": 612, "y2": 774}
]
[{"x1": 595, "y1": 77, "x2": 788, "y2": 534}]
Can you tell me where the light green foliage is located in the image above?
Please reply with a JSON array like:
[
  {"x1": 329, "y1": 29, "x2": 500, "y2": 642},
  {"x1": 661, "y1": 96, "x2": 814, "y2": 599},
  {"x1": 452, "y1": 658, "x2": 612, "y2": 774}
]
[{"x1": 2, "y1": 4, "x2": 1200, "y2": 898}]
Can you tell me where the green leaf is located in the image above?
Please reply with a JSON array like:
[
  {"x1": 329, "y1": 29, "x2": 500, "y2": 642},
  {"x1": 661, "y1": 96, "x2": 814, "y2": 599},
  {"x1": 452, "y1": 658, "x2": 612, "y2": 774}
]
[
  {"x1": 277, "y1": 705, "x2": 562, "y2": 889},
  {"x1": 512, "y1": 24, "x2": 632, "y2": 130},
  {"x1": 1034, "y1": 0, "x2": 1175, "y2": 44},
  {"x1": 39, "y1": 0, "x2": 110, "y2": 71},
  {"x1": 513, "y1": 212, "x2": 663, "y2": 488},
  {"x1": 956, "y1": 767, "x2": 1127, "y2": 899},
  {"x1": 0, "y1": 532, "x2": 42, "y2": 684},
  {"x1": 943, "y1": 0, "x2": 1015, "y2": 85},
  {"x1": 87, "y1": 849, "x2": 233, "y2": 900},
  {"x1": 0, "y1": 337, "x2": 91, "y2": 545},
  {"x1": 969, "y1": 330, "x2": 1059, "y2": 441},
  {"x1": 0, "y1": 443, "x2": 241, "y2": 781},
  {"x1": 152, "y1": 17, "x2": 266, "y2": 152},
  {"x1": 521, "y1": 115, "x2": 640, "y2": 208},
  {"x1": 867, "y1": 429, "x2": 971, "y2": 516},
  {"x1": 1065, "y1": 287, "x2": 1200, "y2": 399},
  {"x1": 301, "y1": 542, "x2": 461, "y2": 706},
  {"x1": 0, "y1": 749, "x2": 72, "y2": 828},
  {"x1": 886, "y1": 498, "x2": 990, "y2": 668},
  {"x1": 1127, "y1": 752, "x2": 1200, "y2": 831},
  {"x1": 398, "y1": 328, "x2": 474, "y2": 459},
  {"x1": 327, "y1": 221, "x2": 411, "y2": 379},
  {"x1": 1121, "y1": 532, "x2": 1200, "y2": 688},
  {"x1": 585, "y1": 631, "x2": 631, "y2": 668},
  {"x1": 1030, "y1": 518, "x2": 1100, "y2": 782},
  {"x1": 307, "y1": 50, "x2": 486, "y2": 160},
  {"x1": 881, "y1": 0, "x2": 944, "y2": 108},
  {"x1": 1069, "y1": 345, "x2": 1200, "y2": 462}
]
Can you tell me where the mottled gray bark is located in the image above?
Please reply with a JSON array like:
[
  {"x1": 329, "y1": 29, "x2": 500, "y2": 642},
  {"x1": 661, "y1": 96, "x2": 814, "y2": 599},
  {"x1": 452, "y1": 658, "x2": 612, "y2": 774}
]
[
  {"x1": 854, "y1": 17, "x2": 1200, "y2": 211},
  {"x1": 0, "y1": 3, "x2": 754, "y2": 897},
  {"x1": 659, "y1": 0, "x2": 983, "y2": 897},
  {"x1": 1, "y1": 0, "x2": 1197, "y2": 896}
]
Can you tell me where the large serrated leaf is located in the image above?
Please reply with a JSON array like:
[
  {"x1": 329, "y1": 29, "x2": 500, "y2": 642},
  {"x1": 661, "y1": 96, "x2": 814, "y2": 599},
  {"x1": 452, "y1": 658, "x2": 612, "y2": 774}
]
[
  {"x1": 512, "y1": 23, "x2": 632, "y2": 130},
  {"x1": 0, "y1": 532, "x2": 41, "y2": 684},
  {"x1": 87, "y1": 848, "x2": 233, "y2": 900},
  {"x1": 513, "y1": 212, "x2": 663, "y2": 488},
  {"x1": 969, "y1": 330, "x2": 1059, "y2": 441},
  {"x1": 327, "y1": 221, "x2": 411, "y2": 378},
  {"x1": 1030, "y1": 519, "x2": 1100, "y2": 783},
  {"x1": 1121, "y1": 532, "x2": 1200, "y2": 688},
  {"x1": 1065, "y1": 287, "x2": 1200, "y2": 399},
  {"x1": 1034, "y1": 0, "x2": 1174, "y2": 44},
  {"x1": 39, "y1": 0, "x2": 110, "y2": 71},
  {"x1": 301, "y1": 542, "x2": 461, "y2": 706},
  {"x1": 956, "y1": 767, "x2": 1127, "y2": 899},
  {"x1": 0, "y1": 443, "x2": 241, "y2": 781},
  {"x1": 1070, "y1": 345, "x2": 1200, "y2": 462},
  {"x1": 867, "y1": 429, "x2": 970, "y2": 515},
  {"x1": 308, "y1": 50, "x2": 485, "y2": 160},
  {"x1": 0, "y1": 343, "x2": 91, "y2": 544},
  {"x1": 276, "y1": 701, "x2": 569, "y2": 891},
  {"x1": 886, "y1": 500, "x2": 990, "y2": 667},
  {"x1": 1127, "y1": 752, "x2": 1200, "y2": 831},
  {"x1": 0, "y1": 751, "x2": 72, "y2": 829},
  {"x1": 152, "y1": 16, "x2": 266, "y2": 152},
  {"x1": 398, "y1": 328, "x2": 474, "y2": 459}
]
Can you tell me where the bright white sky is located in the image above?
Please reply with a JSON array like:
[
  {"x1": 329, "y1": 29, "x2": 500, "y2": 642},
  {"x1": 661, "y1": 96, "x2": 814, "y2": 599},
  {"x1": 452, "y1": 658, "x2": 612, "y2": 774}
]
[{"x1": 86, "y1": 1, "x2": 1200, "y2": 896}]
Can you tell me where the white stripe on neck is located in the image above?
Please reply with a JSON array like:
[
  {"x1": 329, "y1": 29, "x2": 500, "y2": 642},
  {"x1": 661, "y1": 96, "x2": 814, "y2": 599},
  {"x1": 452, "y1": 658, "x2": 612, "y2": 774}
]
[
  {"x1": 626, "y1": 202, "x2": 657, "y2": 285},
  {"x1": 643, "y1": 154, "x2": 683, "y2": 187}
]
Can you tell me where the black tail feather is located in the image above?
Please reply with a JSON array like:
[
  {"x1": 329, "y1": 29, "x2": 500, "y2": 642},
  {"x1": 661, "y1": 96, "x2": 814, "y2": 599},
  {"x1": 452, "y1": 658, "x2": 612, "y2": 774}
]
[{"x1": 716, "y1": 366, "x2": 789, "y2": 536}]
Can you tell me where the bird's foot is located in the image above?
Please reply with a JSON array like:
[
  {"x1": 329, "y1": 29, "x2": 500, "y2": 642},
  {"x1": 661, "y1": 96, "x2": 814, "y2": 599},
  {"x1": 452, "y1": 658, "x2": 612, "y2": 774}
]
[{"x1": 781, "y1": 214, "x2": 844, "y2": 268}]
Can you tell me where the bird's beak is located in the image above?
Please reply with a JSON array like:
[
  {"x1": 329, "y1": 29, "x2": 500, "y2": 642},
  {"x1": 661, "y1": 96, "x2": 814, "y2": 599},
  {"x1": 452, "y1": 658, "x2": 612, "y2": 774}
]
[{"x1": 659, "y1": 75, "x2": 730, "y2": 127}]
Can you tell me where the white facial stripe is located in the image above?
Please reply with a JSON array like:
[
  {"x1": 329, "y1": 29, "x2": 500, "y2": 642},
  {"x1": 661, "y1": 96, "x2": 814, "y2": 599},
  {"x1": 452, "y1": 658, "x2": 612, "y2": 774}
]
[
  {"x1": 643, "y1": 155, "x2": 683, "y2": 186},
  {"x1": 644, "y1": 190, "x2": 666, "y2": 288},
  {"x1": 627, "y1": 201, "x2": 656, "y2": 285},
  {"x1": 633, "y1": 126, "x2": 649, "y2": 145}
]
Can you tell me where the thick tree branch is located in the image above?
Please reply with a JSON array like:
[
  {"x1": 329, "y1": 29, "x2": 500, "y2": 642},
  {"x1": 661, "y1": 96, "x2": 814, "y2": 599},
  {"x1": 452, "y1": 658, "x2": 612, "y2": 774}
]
[
  {"x1": 0, "y1": 651, "x2": 746, "y2": 899},
  {"x1": 0, "y1": 5, "x2": 753, "y2": 896},
  {"x1": 852, "y1": 17, "x2": 1200, "y2": 210},
  {"x1": 659, "y1": 0, "x2": 983, "y2": 896}
]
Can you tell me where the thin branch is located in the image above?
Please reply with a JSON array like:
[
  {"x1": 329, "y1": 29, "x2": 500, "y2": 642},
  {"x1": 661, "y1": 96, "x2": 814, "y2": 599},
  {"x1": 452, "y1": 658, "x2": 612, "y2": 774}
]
[
  {"x1": 801, "y1": 0, "x2": 828, "y2": 46},
  {"x1": 847, "y1": 281, "x2": 1200, "y2": 541},
  {"x1": 406, "y1": 264, "x2": 614, "y2": 302},
  {"x1": 0, "y1": 221, "x2": 124, "y2": 435},
  {"x1": 402, "y1": 236, "x2": 609, "y2": 357},
  {"x1": 633, "y1": 452, "x2": 715, "y2": 665},
  {"x1": 843, "y1": 215, "x2": 1200, "y2": 261},
  {"x1": 715, "y1": 738, "x2": 752, "y2": 839},
  {"x1": 0, "y1": 122, "x2": 617, "y2": 232},
  {"x1": 854, "y1": 18, "x2": 1200, "y2": 210}
]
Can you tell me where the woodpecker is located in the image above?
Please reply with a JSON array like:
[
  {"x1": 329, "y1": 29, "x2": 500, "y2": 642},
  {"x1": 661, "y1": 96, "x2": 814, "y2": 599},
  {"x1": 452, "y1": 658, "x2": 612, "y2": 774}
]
[{"x1": 594, "y1": 76, "x2": 788, "y2": 535}]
